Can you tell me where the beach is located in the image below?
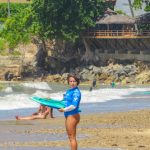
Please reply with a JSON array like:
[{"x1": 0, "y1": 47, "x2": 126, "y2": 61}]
[
  {"x1": 0, "y1": 82, "x2": 150, "y2": 149},
  {"x1": 0, "y1": 109, "x2": 150, "y2": 150}
]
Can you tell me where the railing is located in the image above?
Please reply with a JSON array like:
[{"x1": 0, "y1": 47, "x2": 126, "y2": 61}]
[{"x1": 84, "y1": 30, "x2": 150, "y2": 38}]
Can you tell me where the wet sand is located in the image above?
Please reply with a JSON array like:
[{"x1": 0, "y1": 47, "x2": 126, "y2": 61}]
[{"x1": 0, "y1": 109, "x2": 150, "y2": 150}]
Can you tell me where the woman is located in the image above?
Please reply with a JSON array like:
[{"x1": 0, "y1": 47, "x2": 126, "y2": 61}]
[
  {"x1": 59, "y1": 73, "x2": 81, "y2": 150},
  {"x1": 15, "y1": 105, "x2": 53, "y2": 120}
]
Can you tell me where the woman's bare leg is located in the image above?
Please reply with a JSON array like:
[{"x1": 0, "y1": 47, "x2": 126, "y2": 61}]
[
  {"x1": 50, "y1": 108, "x2": 54, "y2": 118},
  {"x1": 15, "y1": 115, "x2": 45, "y2": 120},
  {"x1": 65, "y1": 114, "x2": 80, "y2": 150}
]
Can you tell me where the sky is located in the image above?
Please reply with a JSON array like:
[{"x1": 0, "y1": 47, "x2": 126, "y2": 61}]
[{"x1": 115, "y1": 0, "x2": 146, "y2": 17}]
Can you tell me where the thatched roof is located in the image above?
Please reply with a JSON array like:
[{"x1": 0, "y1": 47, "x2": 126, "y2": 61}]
[
  {"x1": 105, "y1": 0, "x2": 117, "y2": 4},
  {"x1": 105, "y1": 0, "x2": 116, "y2": 2},
  {"x1": 136, "y1": 13, "x2": 150, "y2": 24},
  {"x1": 96, "y1": 14, "x2": 135, "y2": 24}
]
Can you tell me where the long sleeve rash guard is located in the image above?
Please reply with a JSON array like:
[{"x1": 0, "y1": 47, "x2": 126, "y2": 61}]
[{"x1": 63, "y1": 87, "x2": 81, "y2": 117}]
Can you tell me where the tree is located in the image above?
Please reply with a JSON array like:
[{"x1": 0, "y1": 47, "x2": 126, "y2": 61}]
[
  {"x1": 128, "y1": 0, "x2": 138, "y2": 31},
  {"x1": 0, "y1": 3, "x2": 51, "y2": 71},
  {"x1": 0, "y1": 3, "x2": 30, "y2": 19},
  {"x1": 133, "y1": 0, "x2": 150, "y2": 11},
  {"x1": 31, "y1": 0, "x2": 108, "y2": 63},
  {"x1": 0, "y1": 7, "x2": 32, "y2": 50},
  {"x1": 0, "y1": 6, "x2": 34, "y2": 75},
  {"x1": 133, "y1": 0, "x2": 150, "y2": 31},
  {"x1": 31, "y1": 0, "x2": 106, "y2": 41}
]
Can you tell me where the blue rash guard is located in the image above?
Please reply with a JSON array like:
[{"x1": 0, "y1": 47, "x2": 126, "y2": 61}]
[{"x1": 63, "y1": 87, "x2": 81, "y2": 117}]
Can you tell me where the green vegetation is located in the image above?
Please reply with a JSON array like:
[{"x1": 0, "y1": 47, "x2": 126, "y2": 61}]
[
  {"x1": 133, "y1": 0, "x2": 150, "y2": 11},
  {"x1": 115, "y1": 9, "x2": 127, "y2": 15},
  {"x1": 145, "y1": 5, "x2": 150, "y2": 12},
  {"x1": 31, "y1": 0, "x2": 107, "y2": 41},
  {"x1": 0, "y1": 0, "x2": 111, "y2": 63},
  {"x1": 0, "y1": 0, "x2": 29, "y2": 2},
  {"x1": 133, "y1": 0, "x2": 150, "y2": 30},
  {"x1": 0, "y1": 38, "x2": 7, "y2": 53},
  {"x1": 0, "y1": 3, "x2": 30, "y2": 18},
  {"x1": 0, "y1": 1, "x2": 113, "y2": 47},
  {"x1": 0, "y1": 0, "x2": 114, "y2": 65},
  {"x1": 138, "y1": 24, "x2": 150, "y2": 30},
  {"x1": 0, "y1": 1, "x2": 148, "y2": 51},
  {"x1": 11, "y1": 50, "x2": 21, "y2": 56},
  {"x1": 0, "y1": 3, "x2": 32, "y2": 54},
  {"x1": 0, "y1": 6, "x2": 32, "y2": 50}
]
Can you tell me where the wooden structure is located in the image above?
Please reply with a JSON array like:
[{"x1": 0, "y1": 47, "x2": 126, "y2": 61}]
[
  {"x1": 105, "y1": 0, "x2": 116, "y2": 5},
  {"x1": 84, "y1": 13, "x2": 150, "y2": 39},
  {"x1": 84, "y1": 30, "x2": 150, "y2": 39},
  {"x1": 83, "y1": 12, "x2": 150, "y2": 62}
]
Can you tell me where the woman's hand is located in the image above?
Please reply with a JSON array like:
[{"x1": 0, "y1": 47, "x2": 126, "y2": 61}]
[{"x1": 58, "y1": 108, "x2": 65, "y2": 112}]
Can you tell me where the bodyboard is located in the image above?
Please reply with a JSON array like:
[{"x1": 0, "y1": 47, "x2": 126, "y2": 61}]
[
  {"x1": 31, "y1": 96, "x2": 65, "y2": 109},
  {"x1": 133, "y1": 91, "x2": 150, "y2": 95},
  {"x1": 143, "y1": 91, "x2": 150, "y2": 95}
]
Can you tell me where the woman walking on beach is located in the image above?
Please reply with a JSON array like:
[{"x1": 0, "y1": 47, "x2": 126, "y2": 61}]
[{"x1": 59, "y1": 73, "x2": 81, "y2": 150}]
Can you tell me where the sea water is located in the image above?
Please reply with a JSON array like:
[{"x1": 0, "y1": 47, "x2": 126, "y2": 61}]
[{"x1": 0, "y1": 82, "x2": 150, "y2": 120}]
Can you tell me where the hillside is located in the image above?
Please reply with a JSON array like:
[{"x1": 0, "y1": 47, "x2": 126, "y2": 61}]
[{"x1": 0, "y1": 43, "x2": 37, "y2": 81}]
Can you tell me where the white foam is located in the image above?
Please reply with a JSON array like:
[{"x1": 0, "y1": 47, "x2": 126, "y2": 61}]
[
  {"x1": 0, "y1": 87, "x2": 150, "y2": 110},
  {"x1": 81, "y1": 88, "x2": 150, "y2": 103},
  {"x1": 42, "y1": 87, "x2": 150, "y2": 103},
  {"x1": 3, "y1": 87, "x2": 13, "y2": 93},
  {"x1": 0, "y1": 94, "x2": 39, "y2": 110},
  {"x1": 21, "y1": 82, "x2": 52, "y2": 90},
  {"x1": 33, "y1": 90, "x2": 53, "y2": 98}
]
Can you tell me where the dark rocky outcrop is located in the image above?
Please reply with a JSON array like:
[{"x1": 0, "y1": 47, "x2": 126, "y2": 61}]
[{"x1": 45, "y1": 61, "x2": 150, "y2": 85}]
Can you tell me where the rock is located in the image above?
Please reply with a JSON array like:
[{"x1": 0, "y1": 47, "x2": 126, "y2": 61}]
[
  {"x1": 42, "y1": 62, "x2": 150, "y2": 85},
  {"x1": 92, "y1": 66, "x2": 102, "y2": 74},
  {"x1": 81, "y1": 72, "x2": 95, "y2": 81},
  {"x1": 79, "y1": 68, "x2": 89, "y2": 75},
  {"x1": 135, "y1": 70, "x2": 150, "y2": 84}
]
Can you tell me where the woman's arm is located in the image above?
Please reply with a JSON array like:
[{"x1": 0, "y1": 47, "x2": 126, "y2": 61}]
[
  {"x1": 63, "y1": 105, "x2": 76, "y2": 112},
  {"x1": 42, "y1": 107, "x2": 51, "y2": 116},
  {"x1": 32, "y1": 105, "x2": 42, "y2": 115}
]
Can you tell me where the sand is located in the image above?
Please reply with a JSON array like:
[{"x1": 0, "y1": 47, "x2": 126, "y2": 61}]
[{"x1": 0, "y1": 109, "x2": 150, "y2": 150}]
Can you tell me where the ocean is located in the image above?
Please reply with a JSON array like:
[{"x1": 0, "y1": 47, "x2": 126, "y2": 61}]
[{"x1": 0, "y1": 82, "x2": 150, "y2": 120}]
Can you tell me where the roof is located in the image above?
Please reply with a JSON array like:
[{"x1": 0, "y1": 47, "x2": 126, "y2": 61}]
[
  {"x1": 136, "y1": 12, "x2": 150, "y2": 24},
  {"x1": 105, "y1": 0, "x2": 116, "y2": 1},
  {"x1": 105, "y1": 0, "x2": 116, "y2": 4},
  {"x1": 96, "y1": 14, "x2": 135, "y2": 24}
]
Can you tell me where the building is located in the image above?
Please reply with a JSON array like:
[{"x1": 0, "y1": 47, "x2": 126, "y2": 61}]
[{"x1": 84, "y1": 10, "x2": 150, "y2": 62}]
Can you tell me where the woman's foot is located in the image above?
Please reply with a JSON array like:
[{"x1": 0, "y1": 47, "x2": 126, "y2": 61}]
[{"x1": 15, "y1": 116, "x2": 21, "y2": 120}]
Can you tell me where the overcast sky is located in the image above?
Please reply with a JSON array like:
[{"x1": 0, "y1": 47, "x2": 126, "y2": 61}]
[{"x1": 115, "y1": 0, "x2": 146, "y2": 17}]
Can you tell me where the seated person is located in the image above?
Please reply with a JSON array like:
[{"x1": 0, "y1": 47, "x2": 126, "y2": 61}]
[{"x1": 15, "y1": 105, "x2": 53, "y2": 120}]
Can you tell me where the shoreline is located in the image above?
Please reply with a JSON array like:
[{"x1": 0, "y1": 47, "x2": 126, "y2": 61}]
[
  {"x1": 1, "y1": 96, "x2": 150, "y2": 121},
  {"x1": 0, "y1": 109, "x2": 150, "y2": 150},
  {"x1": 1, "y1": 79, "x2": 150, "y2": 88}
]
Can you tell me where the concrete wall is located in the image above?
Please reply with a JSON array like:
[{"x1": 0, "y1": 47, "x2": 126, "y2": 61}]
[
  {"x1": 0, "y1": 56, "x2": 22, "y2": 79},
  {"x1": 90, "y1": 38, "x2": 150, "y2": 62},
  {"x1": 0, "y1": 56, "x2": 22, "y2": 65},
  {"x1": 95, "y1": 50, "x2": 150, "y2": 62}
]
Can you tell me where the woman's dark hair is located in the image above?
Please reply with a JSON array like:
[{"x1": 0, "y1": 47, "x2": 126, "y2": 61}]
[{"x1": 67, "y1": 73, "x2": 80, "y2": 85}]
